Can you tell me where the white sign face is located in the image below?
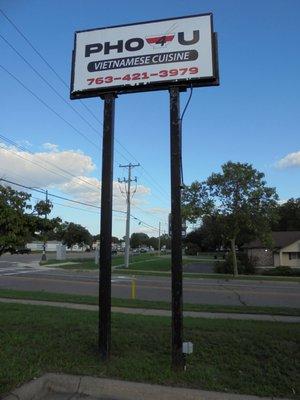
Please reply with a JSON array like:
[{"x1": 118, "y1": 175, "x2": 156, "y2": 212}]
[{"x1": 71, "y1": 14, "x2": 217, "y2": 98}]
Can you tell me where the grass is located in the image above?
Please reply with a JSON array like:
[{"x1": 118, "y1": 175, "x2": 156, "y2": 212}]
[
  {"x1": 0, "y1": 302, "x2": 299, "y2": 398},
  {"x1": 113, "y1": 268, "x2": 300, "y2": 282},
  {"x1": 41, "y1": 253, "x2": 159, "y2": 269},
  {"x1": 40, "y1": 255, "x2": 300, "y2": 282},
  {"x1": 0, "y1": 289, "x2": 299, "y2": 316}
]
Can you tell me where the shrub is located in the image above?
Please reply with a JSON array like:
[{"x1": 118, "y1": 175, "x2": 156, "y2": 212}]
[
  {"x1": 214, "y1": 252, "x2": 256, "y2": 275},
  {"x1": 262, "y1": 266, "x2": 300, "y2": 276},
  {"x1": 184, "y1": 242, "x2": 200, "y2": 256}
]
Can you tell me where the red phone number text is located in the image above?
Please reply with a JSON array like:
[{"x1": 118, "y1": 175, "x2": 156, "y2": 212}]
[{"x1": 86, "y1": 67, "x2": 199, "y2": 85}]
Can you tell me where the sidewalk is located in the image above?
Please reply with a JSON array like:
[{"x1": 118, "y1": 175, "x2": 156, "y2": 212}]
[
  {"x1": 3, "y1": 373, "x2": 291, "y2": 400},
  {"x1": 1, "y1": 297, "x2": 299, "y2": 322}
]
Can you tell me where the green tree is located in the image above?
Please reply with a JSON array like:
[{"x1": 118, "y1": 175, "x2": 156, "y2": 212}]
[
  {"x1": 183, "y1": 162, "x2": 278, "y2": 277},
  {"x1": 0, "y1": 185, "x2": 33, "y2": 255},
  {"x1": 272, "y1": 198, "x2": 300, "y2": 231},
  {"x1": 130, "y1": 232, "x2": 149, "y2": 249},
  {"x1": 206, "y1": 162, "x2": 278, "y2": 276},
  {"x1": 33, "y1": 199, "x2": 53, "y2": 216},
  {"x1": 60, "y1": 222, "x2": 92, "y2": 248},
  {"x1": 160, "y1": 233, "x2": 171, "y2": 249},
  {"x1": 148, "y1": 236, "x2": 158, "y2": 250}
]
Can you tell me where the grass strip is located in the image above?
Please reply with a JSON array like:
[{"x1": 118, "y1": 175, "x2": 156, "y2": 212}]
[
  {"x1": 0, "y1": 302, "x2": 299, "y2": 398},
  {"x1": 0, "y1": 289, "x2": 299, "y2": 316},
  {"x1": 114, "y1": 268, "x2": 300, "y2": 282},
  {"x1": 41, "y1": 256, "x2": 300, "y2": 282}
]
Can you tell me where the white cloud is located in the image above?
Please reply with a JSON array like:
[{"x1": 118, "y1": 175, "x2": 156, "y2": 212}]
[
  {"x1": 0, "y1": 143, "x2": 151, "y2": 214},
  {"x1": 0, "y1": 143, "x2": 95, "y2": 187},
  {"x1": 43, "y1": 142, "x2": 59, "y2": 152},
  {"x1": 276, "y1": 151, "x2": 300, "y2": 168}
]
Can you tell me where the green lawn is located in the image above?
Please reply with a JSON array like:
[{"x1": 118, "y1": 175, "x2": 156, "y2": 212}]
[
  {"x1": 40, "y1": 255, "x2": 300, "y2": 282},
  {"x1": 0, "y1": 303, "x2": 299, "y2": 398},
  {"x1": 1, "y1": 289, "x2": 299, "y2": 316},
  {"x1": 41, "y1": 253, "x2": 158, "y2": 269},
  {"x1": 41, "y1": 255, "x2": 201, "y2": 271}
]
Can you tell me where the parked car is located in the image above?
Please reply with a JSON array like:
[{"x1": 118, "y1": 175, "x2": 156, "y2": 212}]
[
  {"x1": 139, "y1": 248, "x2": 148, "y2": 253},
  {"x1": 111, "y1": 249, "x2": 118, "y2": 255},
  {"x1": 12, "y1": 248, "x2": 32, "y2": 254}
]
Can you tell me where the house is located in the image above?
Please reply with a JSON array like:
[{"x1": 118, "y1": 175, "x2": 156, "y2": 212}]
[{"x1": 243, "y1": 231, "x2": 300, "y2": 268}]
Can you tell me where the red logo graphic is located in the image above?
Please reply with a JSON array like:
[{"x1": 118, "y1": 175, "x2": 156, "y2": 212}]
[{"x1": 146, "y1": 34, "x2": 175, "y2": 47}]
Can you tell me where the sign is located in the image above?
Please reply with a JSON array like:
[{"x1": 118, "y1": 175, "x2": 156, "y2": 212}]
[
  {"x1": 70, "y1": 14, "x2": 218, "y2": 99},
  {"x1": 169, "y1": 213, "x2": 187, "y2": 238}
]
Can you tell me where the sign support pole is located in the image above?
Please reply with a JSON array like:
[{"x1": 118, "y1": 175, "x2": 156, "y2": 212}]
[
  {"x1": 169, "y1": 86, "x2": 184, "y2": 370},
  {"x1": 99, "y1": 93, "x2": 116, "y2": 360}
]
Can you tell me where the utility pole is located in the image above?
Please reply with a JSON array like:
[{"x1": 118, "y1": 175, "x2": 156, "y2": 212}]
[
  {"x1": 170, "y1": 86, "x2": 184, "y2": 370},
  {"x1": 41, "y1": 189, "x2": 48, "y2": 262},
  {"x1": 99, "y1": 93, "x2": 116, "y2": 361},
  {"x1": 158, "y1": 221, "x2": 161, "y2": 256},
  {"x1": 118, "y1": 163, "x2": 140, "y2": 268}
]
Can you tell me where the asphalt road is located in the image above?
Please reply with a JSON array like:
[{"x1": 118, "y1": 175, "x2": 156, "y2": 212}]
[{"x1": 0, "y1": 256, "x2": 299, "y2": 308}]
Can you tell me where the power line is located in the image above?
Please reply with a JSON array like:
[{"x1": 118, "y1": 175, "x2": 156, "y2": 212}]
[
  {"x1": 0, "y1": 63, "x2": 100, "y2": 149},
  {"x1": 0, "y1": 8, "x2": 170, "y2": 203},
  {"x1": 0, "y1": 133, "x2": 102, "y2": 193},
  {"x1": 0, "y1": 177, "x2": 159, "y2": 231},
  {"x1": 31, "y1": 195, "x2": 100, "y2": 215},
  {"x1": 0, "y1": 32, "x2": 103, "y2": 143}
]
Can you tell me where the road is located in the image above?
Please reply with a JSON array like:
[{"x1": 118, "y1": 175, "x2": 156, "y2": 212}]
[{"x1": 0, "y1": 255, "x2": 299, "y2": 308}]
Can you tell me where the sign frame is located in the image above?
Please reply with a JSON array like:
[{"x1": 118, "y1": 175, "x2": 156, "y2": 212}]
[{"x1": 70, "y1": 13, "x2": 219, "y2": 99}]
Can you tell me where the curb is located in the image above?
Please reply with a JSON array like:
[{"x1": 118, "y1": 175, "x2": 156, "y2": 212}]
[{"x1": 2, "y1": 373, "x2": 291, "y2": 400}]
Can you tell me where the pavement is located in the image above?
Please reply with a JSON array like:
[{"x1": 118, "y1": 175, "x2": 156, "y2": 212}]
[
  {"x1": 1, "y1": 297, "x2": 299, "y2": 322},
  {"x1": 2, "y1": 373, "x2": 291, "y2": 400},
  {"x1": 1, "y1": 254, "x2": 300, "y2": 308},
  {"x1": 1, "y1": 266, "x2": 300, "y2": 308}
]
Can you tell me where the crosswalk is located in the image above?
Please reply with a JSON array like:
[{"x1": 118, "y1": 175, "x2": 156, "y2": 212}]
[{"x1": 0, "y1": 262, "x2": 52, "y2": 277}]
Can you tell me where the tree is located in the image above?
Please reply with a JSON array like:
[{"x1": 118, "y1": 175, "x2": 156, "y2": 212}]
[
  {"x1": 130, "y1": 232, "x2": 149, "y2": 249},
  {"x1": 33, "y1": 199, "x2": 53, "y2": 216},
  {"x1": 0, "y1": 185, "x2": 33, "y2": 255},
  {"x1": 183, "y1": 162, "x2": 279, "y2": 277},
  {"x1": 0, "y1": 185, "x2": 59, "y2": 255},
  {"x1": 60, "y1": 222, "x2": 92, "y2": 248},
  {"x1": 111, "y1": 236, "x2": 120, "y2": 244},
  {"x1": 160, "y1": 233, "x2": 171, "y2": 249},
  {"x1": 182, "y1": 181, "x2": 213, "y2": 223},
  {"x1": 272, "y1": 198, "x2": 300, "y2": 231},
  {"x1": 148, "y1": 236, "x2": 158, "y2": 250}
]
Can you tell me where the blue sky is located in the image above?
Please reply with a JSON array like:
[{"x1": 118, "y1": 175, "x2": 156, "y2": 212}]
[{"x1": 0, "y1": 0, "x2": 299, "y2": 237}]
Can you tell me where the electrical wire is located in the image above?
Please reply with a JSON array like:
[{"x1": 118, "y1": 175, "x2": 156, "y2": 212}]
[
  {"x1": 0, "y1": 133, "x2": 102, "y2": 193},
  {"x1": 0, "y1": 8, "x2": 170, "y2": 203},
  {"x1": 179, "y1": 86, "x2": 193, "y2": 187},
  {"x1": 0, "y1": 63, "x2": 100, "y2": 149},
  {"x1": 0, "y1": 177, "x2": 159, "y2": 231}
]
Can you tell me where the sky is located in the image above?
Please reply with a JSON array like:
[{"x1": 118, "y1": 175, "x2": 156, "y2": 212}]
[{"x1": 0, "y1": 0, "x2": 299, "y2": 238}]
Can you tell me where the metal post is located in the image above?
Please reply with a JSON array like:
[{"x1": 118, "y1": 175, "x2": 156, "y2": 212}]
[
  {"x1": 169, "y1": 86, "x2": 184, "y2": 370},
  {"x1": 99, "y1": 93, "x2": 115, "y2": 360},
  {"x1": 41, "y1": 189, "x2": 48, "y2": 262},
  {"x1": 158, "y1": 221, "x2": 161, "y2": 256}
]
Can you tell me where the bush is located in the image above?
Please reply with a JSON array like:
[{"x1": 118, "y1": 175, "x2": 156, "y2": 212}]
[
  {"x1": 184, "y1": 242, "x2": 200, "y2": 256},
  {"x1": 262, "y1": 266, "x2": 300, "y2": 276},
  {"x1": 214, "y1": 252, "x2": 256, "y2": 275}
]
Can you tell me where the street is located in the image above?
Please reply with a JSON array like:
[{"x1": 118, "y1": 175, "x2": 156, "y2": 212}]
[{"x1": 0, "y1": 255, "x2": 299, "y2": 308}]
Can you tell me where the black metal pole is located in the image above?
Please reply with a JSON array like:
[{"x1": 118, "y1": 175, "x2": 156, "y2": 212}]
[
  {"x1": 169, "y1": 86, "x2": 184, "y2": 370},
  {"x1": 99, "y1": 93, "x2": 115, "y2": 360}
]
